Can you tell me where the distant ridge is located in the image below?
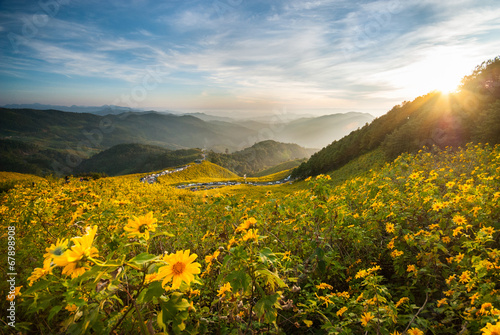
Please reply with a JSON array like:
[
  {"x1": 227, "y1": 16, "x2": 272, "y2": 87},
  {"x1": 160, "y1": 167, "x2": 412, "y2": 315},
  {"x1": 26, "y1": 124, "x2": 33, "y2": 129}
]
[{"x1": 1, "y1": 103, "x2": 141, "y2": 115}]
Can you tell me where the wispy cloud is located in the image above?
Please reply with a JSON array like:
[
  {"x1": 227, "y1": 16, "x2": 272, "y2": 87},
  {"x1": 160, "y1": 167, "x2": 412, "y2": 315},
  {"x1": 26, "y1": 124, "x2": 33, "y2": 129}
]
[{"x1": 0, "y1": 0, "x2": 499, "y2": 114}]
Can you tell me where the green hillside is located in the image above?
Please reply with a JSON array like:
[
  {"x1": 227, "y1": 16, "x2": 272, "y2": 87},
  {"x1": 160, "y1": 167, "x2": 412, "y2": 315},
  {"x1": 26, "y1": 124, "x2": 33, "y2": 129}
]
[
  {"x1": 208, "y1": 140, "x2": 316, "y2": 176},
  {"x1": 293, "y1": 57, "x2": 500, "y2": 179},
  {"x1": 75, "y1": 143, "x2": 202, "y2": 176},
  {"x1": 0, "y1": 139, "x2": 68, "y2": 176},
  {"x1": 157, "y1": 161, "x2": 239, "y2": 185},
  {"x1": 0, "y1": 109, "x2": 256, "y2": 152},
  {"x1": 251, "y1": 158, "x2": 306, "y2": 177}
]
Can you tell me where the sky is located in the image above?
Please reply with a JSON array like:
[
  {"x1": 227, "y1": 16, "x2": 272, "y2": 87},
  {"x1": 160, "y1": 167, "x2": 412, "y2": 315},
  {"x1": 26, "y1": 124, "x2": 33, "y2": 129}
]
[{"x1": 0, "y1": 0, "x2": 499, "y2": 117}]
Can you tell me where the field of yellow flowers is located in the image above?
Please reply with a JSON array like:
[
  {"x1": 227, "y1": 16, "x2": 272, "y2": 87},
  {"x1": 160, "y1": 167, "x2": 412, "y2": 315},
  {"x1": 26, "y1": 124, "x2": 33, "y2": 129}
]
[{"x1": 1, "y1": 143, "x2": 499, "y2": 334}]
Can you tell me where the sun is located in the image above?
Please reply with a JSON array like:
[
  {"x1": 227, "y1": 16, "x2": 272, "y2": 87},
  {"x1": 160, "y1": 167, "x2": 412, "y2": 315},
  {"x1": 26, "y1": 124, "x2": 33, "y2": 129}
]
[
  {"x1": 417, "y1": 55, "x2": 464, "y2": 94},
  {"x1": 386, "y1": 49, "x2": 473, "y2": 98}
]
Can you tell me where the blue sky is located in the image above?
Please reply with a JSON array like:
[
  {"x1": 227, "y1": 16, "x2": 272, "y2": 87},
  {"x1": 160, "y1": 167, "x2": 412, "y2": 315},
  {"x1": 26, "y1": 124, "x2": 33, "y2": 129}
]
[{"x1": 0, "y1": 0, "x2": 499, "y2": 117}]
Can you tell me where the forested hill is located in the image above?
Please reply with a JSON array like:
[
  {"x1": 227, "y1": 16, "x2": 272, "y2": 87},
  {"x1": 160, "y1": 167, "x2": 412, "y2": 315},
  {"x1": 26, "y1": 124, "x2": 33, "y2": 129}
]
[
  {"x1": 292, "y1": 57, "x2": 500, "y2": 178},
  {"x1": 208, "y1": 140, "x2": 316, "y2": 176},
  {"x1": 74, "y1": 144, "x2": 202, "y2": 176},
  {"x1": 0, "y1": 108, "x2": 256, "y2": 152}
]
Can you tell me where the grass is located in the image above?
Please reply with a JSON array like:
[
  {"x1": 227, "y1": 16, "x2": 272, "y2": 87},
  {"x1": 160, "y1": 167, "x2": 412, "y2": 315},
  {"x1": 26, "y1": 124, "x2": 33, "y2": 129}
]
[
  {"x1": 0, "y1": 171, "x2": 47, "y2": 192},
  {"x1": 251, "y1": 159, "x2": 306, "y2": 177}
]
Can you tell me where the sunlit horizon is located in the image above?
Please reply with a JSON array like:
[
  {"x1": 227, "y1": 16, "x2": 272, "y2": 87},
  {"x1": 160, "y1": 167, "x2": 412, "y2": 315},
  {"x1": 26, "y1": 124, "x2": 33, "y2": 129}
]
[{"x1": 1, "y1": 0, "x2": 499, "y2": 117}]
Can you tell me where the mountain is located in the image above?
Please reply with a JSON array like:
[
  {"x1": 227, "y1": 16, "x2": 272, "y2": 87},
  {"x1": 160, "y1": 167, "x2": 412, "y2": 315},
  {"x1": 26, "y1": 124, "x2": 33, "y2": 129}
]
[
  {"x1": 274, "y1": 112, "x2": 374, "y2": 148},
  {"x1": 75, "y1": 144, "x2": 202, "y2": 176},
  {"x1": 1, "y1": 103, "x2": 141, "y2": 115},
  {"x1": 232, "y1": 112, "x2": 374, "y2": 148},
  {"x1": 0, "y1": 139, "x2": 68, "y2": 176},
  {"x1": 292, "y1": 56, "x2": 500, "y2": 179},
  {"x1": 183, "y1": 112, "x2": 235, "y2": 122},
  {"x1": 0, "y1": 108, "x2": 257, "y2": 153},
  {"x1": 208, "y1": 140, "x2": 316, "y2": 176}
]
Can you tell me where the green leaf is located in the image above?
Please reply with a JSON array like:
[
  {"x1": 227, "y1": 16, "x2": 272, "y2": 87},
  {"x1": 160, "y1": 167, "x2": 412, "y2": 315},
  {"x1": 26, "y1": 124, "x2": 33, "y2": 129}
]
[
  {"x1": 225, "y1": 270, "x2": 251, "y2": 292},
  {"x1": 151, "y1": 231, "x2": 175, "y2": 238},
  {"x1": 157, "y1": 293, "x2": 191, "y2": 332},
  {"x1": 255, "y1": 293, "x2": 280, "y2": 324},
  {"x1": 139, "y1": 281, "x2": 165, "y2": 303},
  {"x1": 259, "y1": 247, "x2": 278, "y2": 266},
  {"x1": 48, "y1": 305, "x2": 63, "y2": 322},
  {"x1": 129, "y1": 252, "x2": 158, "y2": 265},
  {"x1": 254, "y1": 266, "x2": 287, "y2": 290}
]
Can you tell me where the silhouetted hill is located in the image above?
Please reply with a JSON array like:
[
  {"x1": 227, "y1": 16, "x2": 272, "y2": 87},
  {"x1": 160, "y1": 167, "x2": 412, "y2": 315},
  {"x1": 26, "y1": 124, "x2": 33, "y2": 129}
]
[
  {"x1": 208, "y1": 140, "x2": 316, "y2": 175},
  {"x1": 2, "y1": 103, "x2": 139, "y2": 115},
  {"x1": 293, "y1": 56, "x2": 500, "y2": 178}
]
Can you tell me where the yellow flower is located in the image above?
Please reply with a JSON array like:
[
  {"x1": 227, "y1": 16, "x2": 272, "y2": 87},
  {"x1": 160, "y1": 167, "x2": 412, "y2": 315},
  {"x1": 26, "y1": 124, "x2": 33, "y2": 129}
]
[
  {"x1": 28, "y1": 258, "x2": 53, "y2": 286},
  {"x1": 407, "y1": 328, "x2": 424, "y2": 335},
  {"x1": 60, "y1": 262, "x2": 91, "y2": 278},
  {"x1": 235, "y1": 217, "x2": 257, "y2": 233},
  {"x1": 455, "y1": 253, "x2": 464, "y2": 263},
  {"x1": 205, "y1": 250, "x2": 220, "y2": 264},
  {"x1": 188, "y1": 289, "x2": 200, "y2": 298},
  {"x1": 453, "y1": 214, "x2": 467, "y2": 226},
  {"x1": 386, "y1": 223, "x2": 395, "y2": 233},
  {"x1": 242, "y1": 229, "x2": 259, "y2": 242},
  {"x1": 6, "y1": 286, "x2": 21, "y2": 301},
  {"x1": 282, "y1": 251, "x2": 291, "y2": 261},
  {"x1": 54, "y1": 226, "x2": 99, "y2": 278},
  {"x1": 481, "y1": 322, "x2": 500, "y2": 335},
  {"x1": 355, "y1": 269, "x2": 368, "y2": 279},
  {"x1": 391, "y1": 249, "x2": 404, "y2": 258},
  {"x1": 459, "y1": 270, "x2": 471, "y2": 284},
  {"x1": 336, "y1": 306, "x2": 348, "y2": 317},
  {"x1": 43, "y1": 238, "x2": 69, "y2": 262},
  {"x1": 217, "y1": 282, "x2": 232, "y2": 297},
  {"x1": 453, "y1": 226, "x2": 463, "y2": 237},
  {"x1": 144, "y1": 272, "x2": 160, "y2": 284},
  {"x1": 479, "y1": 303, "x2": 493, "y2": 316},
  {"x1": 470, "y1": 292, "x2": 480, "y2": 305},
  {"x1": 336, "y1": 291, "x2": 350, "y2": 299},
  {"x1": 316, "y1": 283, "x2": 333, "y2": 290},
  {"x1": 124, "y1": 212, "x2": 157, "y2": 240},
  {"x1": 446, "y1": 274, "x2": 456, "y2": 285},
  {"x1": 395, "y1": 297, "x2": 409, "y2": 308},
  {"x1": 316, "y1": 294, "x2": 333, "y2": 307},
  {"x1": 481, "y1": 227, "x2": 495, "y2": 235},
  {"x1": 360, "y1": 312, "x2": 374, "y2": 327},
  {"x1": 437, "y1": 298, "x2": 448, "y2": 307},
  {"x1": 157, "y1": 250, "x2": 201, "y2": 290},
  {"x1": 65, "y1": 304, "x2": 78, "y2": 314},
  {"x1": 42, "y1": 226, "x2": 97, "y2": 279},
  {"x1": 407, "y1": 264, "x2": 417, "y2": 273},
  {"x1": 227, "y1": 237, "x2": 238, "y2": 250},
  {"x1": 442, "y1": 236, "x2": 451, "y2": 243},
  {"x1": 431, "y1": 202, "x2": 444, "y2": 211},
  {"x1": 443, "y1": 290, "x2": 454, "y2": 297}
]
